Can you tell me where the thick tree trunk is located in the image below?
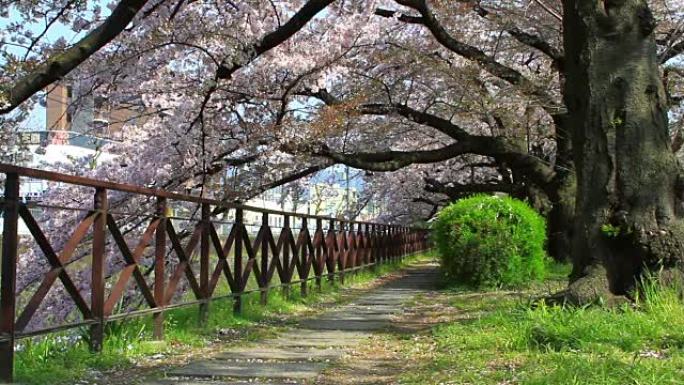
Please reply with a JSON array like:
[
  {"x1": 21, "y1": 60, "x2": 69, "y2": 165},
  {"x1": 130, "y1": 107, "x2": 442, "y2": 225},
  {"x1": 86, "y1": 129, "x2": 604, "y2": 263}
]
[
  {"x1": 560, "y1": 0, "x2": 684, "y2": 304},
  {"x1": 547, "y1": 172, "x2": 576, "y2": 263},
  {"x1": 546, "y1": 113, "x2": 576, "y2": 263}
]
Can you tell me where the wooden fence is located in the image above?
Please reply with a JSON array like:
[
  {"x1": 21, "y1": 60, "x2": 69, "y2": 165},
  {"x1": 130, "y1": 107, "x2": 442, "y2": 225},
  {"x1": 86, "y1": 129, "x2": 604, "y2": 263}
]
[{"x1": 0, "y1": 164, "x2": 430, "y2": 382}]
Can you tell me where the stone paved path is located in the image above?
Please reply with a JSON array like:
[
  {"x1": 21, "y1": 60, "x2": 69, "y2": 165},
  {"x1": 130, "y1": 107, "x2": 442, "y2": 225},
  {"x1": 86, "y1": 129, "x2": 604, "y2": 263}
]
[{"x1": 145, "y1": 263, "x2": 439, "y2": 385}]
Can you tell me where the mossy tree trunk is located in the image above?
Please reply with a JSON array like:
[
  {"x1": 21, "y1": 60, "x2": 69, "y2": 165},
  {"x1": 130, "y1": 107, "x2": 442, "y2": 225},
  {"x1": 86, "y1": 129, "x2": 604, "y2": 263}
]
[{"x1": 560, "y1": 0, "x2": 684, "y2": 304}]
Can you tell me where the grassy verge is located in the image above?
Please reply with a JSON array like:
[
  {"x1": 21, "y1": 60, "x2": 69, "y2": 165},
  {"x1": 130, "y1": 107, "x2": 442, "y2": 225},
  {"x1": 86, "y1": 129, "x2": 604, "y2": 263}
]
[
  {"x1": 399, "y1": 263, "x2": 684, "y2": 385},
  {"x1": 14, "y1": 254, "x2": 424, "y2": 385}
]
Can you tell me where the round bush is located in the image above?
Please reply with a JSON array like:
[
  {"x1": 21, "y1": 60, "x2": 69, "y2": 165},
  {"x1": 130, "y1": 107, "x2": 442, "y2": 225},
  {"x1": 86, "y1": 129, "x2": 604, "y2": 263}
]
[{"x1": 432, "y1": 195, "x2": 547, "y2": 287}]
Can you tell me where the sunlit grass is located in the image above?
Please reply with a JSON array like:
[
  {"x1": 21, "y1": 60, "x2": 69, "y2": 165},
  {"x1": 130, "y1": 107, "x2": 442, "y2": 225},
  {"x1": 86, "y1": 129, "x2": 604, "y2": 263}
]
[{"x1": 400, "y1": 264, "x2": 684, "y2": 385}]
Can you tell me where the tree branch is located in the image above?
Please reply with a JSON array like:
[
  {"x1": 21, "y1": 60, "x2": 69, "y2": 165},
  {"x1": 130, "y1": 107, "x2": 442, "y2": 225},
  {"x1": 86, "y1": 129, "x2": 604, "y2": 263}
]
[
  {"x1": 504, "y1": 27, "x2": 564, "y2": 70},
  {"x1": 298, "y1": 87, "x2": 556, "y2": 189},
  {"x1": 239, "y1": 162, "x2": 332, "y2": 201},
  {"x1": 374, "y1": 8, "x2": 423, "y2": 24},
  {"x1": 215, "y1": 0, "x2": 335, "y2": 80},
  {"x1": 359, "y1": 103, "x2": 469, "y2": 140},
  {"x1": 317, "y1": 134, "x2": 555, "y2": 189},
  {"x1": 1, "y1": 0, "x2": 150, "y2": 114},
  {"x1": 661, "y1": 40, "x2": 684, "y2": 63},
  {"x1": 423, "y1": 177, "x2": 513, "y2": 200},
  {"x1": 299, "y1": 88, "x2": 469, "y2": 140},
  {"x1": 390, "y1": 0, "x2": 561, "y2": 113},
  {"x1": 376, "y1": 6, "x2": 564, "y2": 70},
  {"x1": 532, "y1": 0, "x2": 562, "y2": 22},
  {"x1": 316, "y1": 143, "x2": 463, "y2": 171}
]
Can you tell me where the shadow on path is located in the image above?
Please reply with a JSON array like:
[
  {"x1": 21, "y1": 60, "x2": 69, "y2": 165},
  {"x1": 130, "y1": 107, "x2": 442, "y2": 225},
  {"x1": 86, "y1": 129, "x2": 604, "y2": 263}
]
[{"x1": 145, "y1": 263, "x2": 441, "y2": 385}]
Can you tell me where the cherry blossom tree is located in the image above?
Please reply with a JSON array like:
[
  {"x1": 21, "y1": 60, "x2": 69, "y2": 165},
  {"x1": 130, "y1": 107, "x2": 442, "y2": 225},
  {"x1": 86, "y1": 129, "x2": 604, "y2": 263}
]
[
  {"x1": 2, "y1": 0, "x2": 684, "y2": 310},
  {"x1": 1, "y1": 0, "x2": 351, "y2": 328},
  {"x1": 292, "y1": 0, "x2": 684, "y2": 303}
]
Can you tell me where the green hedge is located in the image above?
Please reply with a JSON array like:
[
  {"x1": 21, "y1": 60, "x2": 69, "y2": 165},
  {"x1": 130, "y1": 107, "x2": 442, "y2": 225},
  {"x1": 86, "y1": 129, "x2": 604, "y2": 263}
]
[{"x1": 432, "y1": 195, "x2": 547, "y2": 287}]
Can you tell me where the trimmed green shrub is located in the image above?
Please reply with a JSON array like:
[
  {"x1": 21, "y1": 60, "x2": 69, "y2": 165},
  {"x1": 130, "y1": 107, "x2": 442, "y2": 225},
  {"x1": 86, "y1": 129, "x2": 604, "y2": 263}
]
[{"x1": 432, "y1": 195, "x2": 547, "y2": 287}]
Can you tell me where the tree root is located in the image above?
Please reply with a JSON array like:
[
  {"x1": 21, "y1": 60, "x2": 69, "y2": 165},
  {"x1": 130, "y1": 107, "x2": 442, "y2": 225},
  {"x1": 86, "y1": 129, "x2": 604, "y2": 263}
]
[
  {"x1": 539, "y1": 265, "x2": 630, "y2": 307},
  {"x1": 541, "y1": 265, "x2": 684, "y2": 307}
]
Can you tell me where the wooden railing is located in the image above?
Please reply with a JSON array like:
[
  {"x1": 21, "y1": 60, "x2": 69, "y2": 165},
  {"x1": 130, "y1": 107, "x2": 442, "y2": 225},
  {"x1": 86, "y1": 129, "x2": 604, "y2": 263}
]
[{"x1": 0, "y1": 164, "x2": 430, "y2": 382}]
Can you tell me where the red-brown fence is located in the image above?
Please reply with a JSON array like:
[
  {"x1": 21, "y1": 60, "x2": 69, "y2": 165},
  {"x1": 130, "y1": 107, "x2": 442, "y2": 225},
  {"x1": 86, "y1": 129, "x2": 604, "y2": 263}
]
[{"x1": 0, "y1": 164, "x2": 429, "y2": 382}]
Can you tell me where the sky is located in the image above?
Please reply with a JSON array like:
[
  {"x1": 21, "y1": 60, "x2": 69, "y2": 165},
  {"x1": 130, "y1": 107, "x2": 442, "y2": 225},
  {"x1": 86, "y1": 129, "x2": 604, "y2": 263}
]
[{"x1": 2, "y1": 3, "x2": 110, "y2": 130}]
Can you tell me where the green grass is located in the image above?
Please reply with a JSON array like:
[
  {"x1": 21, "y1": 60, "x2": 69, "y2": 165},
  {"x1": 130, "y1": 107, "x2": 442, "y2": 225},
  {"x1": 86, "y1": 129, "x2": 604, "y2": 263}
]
[
  {"x1": 13, "y1": 255, "x2": 421, "y2": 385},
  {"x1": 400, "y1": 263, "x2": 684, "y2": 385}
]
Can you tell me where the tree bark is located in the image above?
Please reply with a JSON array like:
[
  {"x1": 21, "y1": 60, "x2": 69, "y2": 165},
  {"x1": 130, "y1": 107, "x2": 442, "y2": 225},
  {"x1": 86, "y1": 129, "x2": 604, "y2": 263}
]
[
  {"x1": 546, "y1": 114, "x2": 576, "y2": 263},
  {"x1": 546, "y1": 173, "x2": 575, "y2": 263},
  {"x1": 560, "y1": 0, "x2": 684, "y2": 304}
]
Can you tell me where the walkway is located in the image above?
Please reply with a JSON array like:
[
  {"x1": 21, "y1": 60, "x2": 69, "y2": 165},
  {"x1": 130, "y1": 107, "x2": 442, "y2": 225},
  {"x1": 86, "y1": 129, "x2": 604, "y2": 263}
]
[{"x1": 145, "y1": 263, "x2": 440, "y2": 385}]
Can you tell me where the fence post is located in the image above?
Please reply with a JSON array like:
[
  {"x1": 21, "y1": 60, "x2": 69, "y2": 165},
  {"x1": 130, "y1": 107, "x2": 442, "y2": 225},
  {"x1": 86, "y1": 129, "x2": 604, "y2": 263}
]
[
  {"x1": 392, "y1": 226, "x2": 397, "y2": 260},
  {"x1": 383, "y1": 225, "x2": 389, "y2": 263},
  {"x1": 377, "y1": 225, "x2": 383, "y2": 265},
  {"x1": 90, "y1": 187, "x2": 107, "y2": 352},
  {"x1": 347, "y1": 222, "x2": 354, "y2": 272},
  {"x1": 391, "y1": 226, "x2": 396, "y2": 261},
  {"x1": 153, "y1": 197, "x2": 166, "y2": 340},
  {"x1": 407, "y1": 228, "x2": 412, "y2": 254},
  {"x1": 402, "y1": 227, "x2": 406, "y2": 257},
  {"x1": 354, "y1": 223, "x2": 361, "y2": 270},
  {"x1": 393, "y1": 226, "x2": 398, "y2": 261},
  {"x1": 364, "y1": 224, "x2": 369, "y2": 267},
  {"x1": 417, "y1": 229, "x2": 421, "y2": 252},
  {"x1": 0, "y1": 173, "x2": 19, "y2": 383},
  {"x1": 401, "y1": 227, "x2": 405, "y2": 258},
  {"x1": 369, "y1": 224, "x2": 375, "y2": 270},
  {"x1": 260, "y1": 213, "x2": 269, "y2": 305},
  {"x1": 327, "y1": 218, "x2": 336, "y2": 285},
  {"x1": 335, "y1": 221, "x2": 349, "y2": 285},
  {"x1": 282, "y1": 215, "x2": 291, "y2": 298},
  {"x1": 388, "y1": 226, "x2": 393, "y2": 262},
  {"x1": 358, "y1": 223, "x2": 365, "y2": 268},
  {"x1": 233, "y1": 208, "x2": 244, "y2": 314},
  {"x1": 300, "y1": 217, "x2": 308, "y2": 298},
  {"x1": 199, "y1": 203, "x2": 210, "y2": 326},
  {"x1": 398, "y1": 227, "x2": 401, "y2": 259},
  {"x1": 315, "y1": 218, "x2": 323, "y2": 291},
  {"x1": 367, "y1": 224, "x2": 373, "y2": 268},
  {"x1": 358, "y1": 224, "x2": 364, "y2": 270}
]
